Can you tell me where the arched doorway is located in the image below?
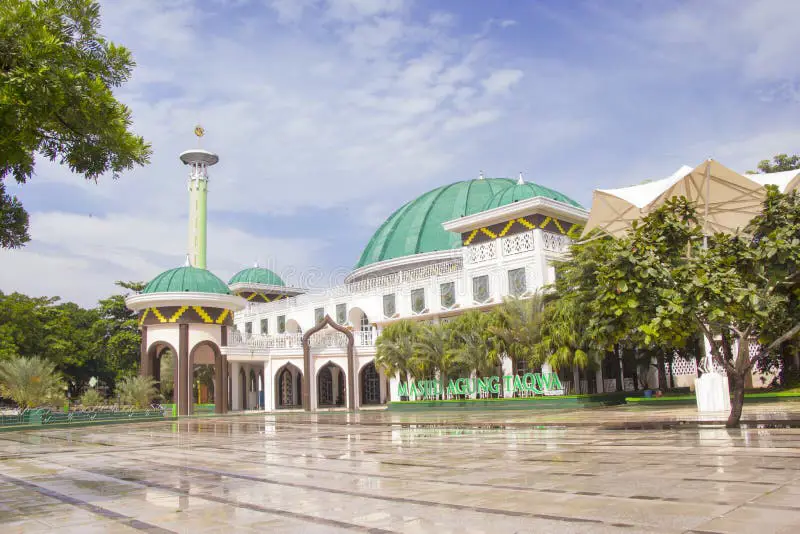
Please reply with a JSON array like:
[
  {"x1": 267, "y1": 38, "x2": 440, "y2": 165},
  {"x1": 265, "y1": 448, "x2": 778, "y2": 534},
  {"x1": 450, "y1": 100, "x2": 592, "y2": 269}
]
[
  {"x1": 317, "y1": 362, "x2": 346, "y2": 408},
  {"x1": 146, "y1": 342, "x2": 177, "y2": 403},
  {"x1": 286, "y1": 319, "x2": 303, "y2": 334},
  {"x1": 239, "y1": 368, "x2": 247, "y2": 410},
  {"x1": 188, "y1": 341, "x2": 225, "y2": 415},
  {"x1": 360, "y1": 361, "x2": 381, "y2": 405},
  {"x1": 275, "y1": 363, "x2": 302, "y2": 408}
]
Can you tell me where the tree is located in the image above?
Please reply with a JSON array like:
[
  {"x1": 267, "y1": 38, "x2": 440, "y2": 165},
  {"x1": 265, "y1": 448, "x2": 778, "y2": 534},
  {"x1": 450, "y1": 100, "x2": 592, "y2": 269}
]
[
  {"x1": 375, "y1": 320, "x2": 418, "y2": 396},
  {"x1": 449, "y1": 311, "x2": 499, "y2": 390},
  {"x1": 580, "y1": 192, "x2": 800, "y2": 426},
  {"x1": 91, "y1": 281, "x2": 142, "y2": 388},
  {"x1": 0, "y1": 181, "x2": 28, "y2": 248},
  {"x1": 116, "y1": 375, "x2": 157, "y2": 408},
  {"x1": 754, "y1": 154, "x2": 800, "y2": 174},
  {"x1": 489, "y1": 296, "x2": 545, "y2": 368},
  {"x1": 0, "y1": 356, "x2": 65, "y2": 408},
  {"x1": 414, "y1": 322, "x2": 459, "y2": 398},
  {"x1": 0, "y1": 0, "x2": 151, "y2": 248}
]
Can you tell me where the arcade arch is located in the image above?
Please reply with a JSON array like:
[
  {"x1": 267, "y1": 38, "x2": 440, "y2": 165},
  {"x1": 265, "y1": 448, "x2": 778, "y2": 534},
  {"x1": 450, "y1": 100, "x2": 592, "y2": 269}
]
[
  {"x1": 275, "y1": 363, "x2": 303, "y2": 408},
  {"x1": 317, "y1": 362, "x2": 346, "y2": 408}
]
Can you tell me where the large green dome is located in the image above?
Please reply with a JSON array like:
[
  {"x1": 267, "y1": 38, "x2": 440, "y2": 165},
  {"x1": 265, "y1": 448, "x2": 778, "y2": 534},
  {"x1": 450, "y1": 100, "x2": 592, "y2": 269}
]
[
  {"x1": 355, "y1": 177, "x2": 582, "y2": 269},
  {"x1": 484, "y1": 181, "x2": 583, "y2": 210},
  {"x1": 143, "y1": 266, "x2": 231, "y2": 295},
  {"x1": 229, "y1": 267, "x2": 285, "y2": 287}
]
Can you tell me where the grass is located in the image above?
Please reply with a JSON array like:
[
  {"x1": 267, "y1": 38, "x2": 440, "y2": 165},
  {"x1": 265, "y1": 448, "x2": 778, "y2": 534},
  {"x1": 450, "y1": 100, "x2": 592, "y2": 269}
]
[{"x1": 626, "y1": 389, "x2": 800, "y2": 403}]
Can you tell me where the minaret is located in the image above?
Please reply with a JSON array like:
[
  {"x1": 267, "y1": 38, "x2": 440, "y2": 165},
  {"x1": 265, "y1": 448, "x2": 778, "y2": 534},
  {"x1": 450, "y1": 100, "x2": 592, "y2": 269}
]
[{"x1": 179, "y1": 126, "x2": 218, "y2": 270}]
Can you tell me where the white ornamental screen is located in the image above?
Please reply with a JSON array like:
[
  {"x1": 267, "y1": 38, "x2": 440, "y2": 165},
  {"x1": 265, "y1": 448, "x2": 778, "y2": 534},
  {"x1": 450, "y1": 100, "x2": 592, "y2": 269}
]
[
  {"x1": 467, "y1": 241, "x2": 497, "y2": 264},
  {"x1": 502, "y1": 230, "x2": 535, "y2": 256}
]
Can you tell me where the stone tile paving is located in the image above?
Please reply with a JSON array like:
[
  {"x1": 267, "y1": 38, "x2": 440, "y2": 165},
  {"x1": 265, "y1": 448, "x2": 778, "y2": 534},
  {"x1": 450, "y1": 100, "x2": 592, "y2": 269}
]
[{"x1": 0, "y1": 402, "x2": 799, "y2": 533}]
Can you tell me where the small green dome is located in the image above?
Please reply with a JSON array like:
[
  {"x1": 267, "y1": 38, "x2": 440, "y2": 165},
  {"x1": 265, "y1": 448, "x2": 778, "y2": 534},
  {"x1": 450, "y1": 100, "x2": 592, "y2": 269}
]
[
  {"x1": 355, "y1": 178, "x2": 517, "y2": 269},
  {"x1": 229, "y1": 267, "x2": 285, "y2": 287},
  {"x1": 143, "y1": 266, "x2": 231, "y2": 295},
  {"x1": 484, "y1": 181, "x2": 583, "y2": 210}
]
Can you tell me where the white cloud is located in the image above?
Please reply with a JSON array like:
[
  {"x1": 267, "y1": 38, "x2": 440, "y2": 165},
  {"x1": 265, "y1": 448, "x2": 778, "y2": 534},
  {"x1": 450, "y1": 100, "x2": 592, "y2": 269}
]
[
  {"x1": 0, "y1": 211, "x2": 326, "y2": 306},
  {"x1": 482, "y1": 69, "x2": 524, "y2": 95}
]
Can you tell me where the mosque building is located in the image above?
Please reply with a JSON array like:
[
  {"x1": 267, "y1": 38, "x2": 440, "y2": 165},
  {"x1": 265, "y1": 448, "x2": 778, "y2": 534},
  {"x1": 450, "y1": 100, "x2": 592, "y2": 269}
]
[{"x1": 127, "y1": 138, "x2": 797, "y2": 415}]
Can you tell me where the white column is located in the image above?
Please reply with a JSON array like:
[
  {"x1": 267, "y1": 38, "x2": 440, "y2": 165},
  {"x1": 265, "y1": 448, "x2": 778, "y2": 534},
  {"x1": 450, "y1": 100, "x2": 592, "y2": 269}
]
[
  {"x1": 264, "y1": 359, "x2": 273, "y2": 412},
  {"x1": 231, "y1": 361, "x2": 242, "y2": 411}
]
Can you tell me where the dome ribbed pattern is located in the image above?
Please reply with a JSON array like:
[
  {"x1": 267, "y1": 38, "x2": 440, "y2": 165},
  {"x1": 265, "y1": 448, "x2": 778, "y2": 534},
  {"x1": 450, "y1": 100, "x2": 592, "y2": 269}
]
[
  {"x1": 355, "y1": 178, "x2": 583, "y2": 269},
  {"x1": 228, "y1": 267, "x2": 285, "y2": 287},
  {"x1": 484, "y1": 182, "x2": 583, "y2": 210},
  {"x1": 143, "y1": 266, "x2": 231, "y2": 295},
  {"x1": 355, "y1": 178, "x2": 516, "y2": 268}
]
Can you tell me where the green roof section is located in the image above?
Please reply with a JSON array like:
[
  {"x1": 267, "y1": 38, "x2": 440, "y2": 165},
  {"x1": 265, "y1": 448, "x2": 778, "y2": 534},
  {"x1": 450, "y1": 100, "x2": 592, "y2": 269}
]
[
  {"x1": 355, "y1": 178, "x2": 516, "y2": 269},
  {"x1": 143, "y1": 266, "x2": 231, "y2": 295},
  {"x1": 483, "y1": 182, "x2": 583, "y2": 210},
  {"x1": 354, "y1": 177, "x2": 584, "y2": 269},
  {"x1": 228, "y1": 267, "x2": 286, "y2": 287}
]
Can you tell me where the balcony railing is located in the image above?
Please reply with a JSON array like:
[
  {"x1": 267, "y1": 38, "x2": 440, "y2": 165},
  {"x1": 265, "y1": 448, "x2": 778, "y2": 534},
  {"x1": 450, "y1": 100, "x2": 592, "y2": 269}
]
[
  {"x1": 226, "y1": 329, "x2": 376, "y2": 350},
  {"x1": 243, "y1": 258, "x2": 463, "y2": 315}
]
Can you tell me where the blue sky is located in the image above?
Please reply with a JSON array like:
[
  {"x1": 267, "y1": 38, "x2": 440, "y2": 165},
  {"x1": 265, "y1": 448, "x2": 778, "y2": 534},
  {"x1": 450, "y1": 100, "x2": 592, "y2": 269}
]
[{"x1": 2, "y1": 0, "x2": 800, "y2": 305}]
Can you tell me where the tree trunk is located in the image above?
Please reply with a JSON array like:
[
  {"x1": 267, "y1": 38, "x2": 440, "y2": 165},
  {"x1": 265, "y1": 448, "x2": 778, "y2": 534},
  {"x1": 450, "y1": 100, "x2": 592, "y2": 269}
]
[
  {"x1": 726, "y1": 372, "x2": 746, "y2": 427},
  {"x1": 656, "y1": 352, "x2": 667, "y2": 391}
]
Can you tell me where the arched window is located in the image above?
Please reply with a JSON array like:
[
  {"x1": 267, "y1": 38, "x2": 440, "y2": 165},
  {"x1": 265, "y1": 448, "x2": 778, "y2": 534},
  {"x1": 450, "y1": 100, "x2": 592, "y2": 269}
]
[
  {"x1": 279, "y1": 368, "x2": 293, "y2": 407},
  {"x1": 361, "y1": 362, "x2": 380, "y2": 405}
]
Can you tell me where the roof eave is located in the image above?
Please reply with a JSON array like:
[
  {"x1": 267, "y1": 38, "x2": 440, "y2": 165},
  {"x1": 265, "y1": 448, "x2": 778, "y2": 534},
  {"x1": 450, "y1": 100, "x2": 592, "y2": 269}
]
[{"x1": 442, "y1": 197, "x2": 589, "y2": 234}]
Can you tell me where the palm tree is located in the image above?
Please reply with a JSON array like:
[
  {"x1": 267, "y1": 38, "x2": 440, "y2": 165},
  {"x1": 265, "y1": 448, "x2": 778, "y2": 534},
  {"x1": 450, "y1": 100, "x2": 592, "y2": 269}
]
[
  {"x1": 116, "y1": 375, "x2": 158, "y2": 408},
  {"x1": 489, "y1": 295, "x2": 546, "y2": 370},
  {"x1": 0, "y1": 356, "x2": 65, "y2": 409},
  {"x1": 414, "y1": 322, "x2": 460, "y2": 399},
  {"x1": 534, "y1": 294, "x2": 601, "y2": 394},
  {"x1": 449, "y1": 311, "x2": 498, "y2": 396},
  {"x1": 375, "y1": 320, "x2": 418, "y2": 399}
]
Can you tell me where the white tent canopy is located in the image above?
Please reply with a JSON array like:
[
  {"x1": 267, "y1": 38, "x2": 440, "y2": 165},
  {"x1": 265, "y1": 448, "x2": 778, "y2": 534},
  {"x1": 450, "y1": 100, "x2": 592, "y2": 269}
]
[
  {"x1": 583, "y1": 165, "x2": 694, "y2": 237},
  {"x1": 749, "y1": 168, "x2": 800, "y2": 193},
  {"x1": 584, "y1": 160, "x2": 798, "y2": 238}
]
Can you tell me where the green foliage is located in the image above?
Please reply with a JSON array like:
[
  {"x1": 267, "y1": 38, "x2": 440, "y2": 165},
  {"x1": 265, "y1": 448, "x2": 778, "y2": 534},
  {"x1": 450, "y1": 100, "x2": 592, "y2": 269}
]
[
  {"x1": 556, "y1": 188, "x2": 800, "y2": 426},
  {"x1": 755, "y1": 154, "x2": 800, "y2": 174},
  {"x1": 0, "y1": 0, "x2": 150, "y2": 248},
  {"x1": 91, "y1": 289, "x2": 141, "y2": 386},
  {"x1": 0, "y1": 281, "x2": 142, "y2": 395},
  {"x1": 375, "y1": 320, "x2": 419, "y2": 385},
  {"x1": 0, "y1": 181, "x2": 29, "y2": 248},
  {"x1": 489, "y1": 296, "x2": 545, "y2": 366},
  {"x1": 160, "y1": 350, "x2": 175, "y2": 401},
  {"x1": 413, "y1": 322, "x2": 461, "y2": 387},
  {"x1": 0, "y1": 356, "x2": 65, "y2": 408},
  {"x1": 116, "y1": 375, "x2": 157, "y2": 408},
  {"x1": 448, "y1": 311, "x2": 499, "y2": 378},
  {"x1": 79, "y1": 387, "x2": 104, "y2": 407}
]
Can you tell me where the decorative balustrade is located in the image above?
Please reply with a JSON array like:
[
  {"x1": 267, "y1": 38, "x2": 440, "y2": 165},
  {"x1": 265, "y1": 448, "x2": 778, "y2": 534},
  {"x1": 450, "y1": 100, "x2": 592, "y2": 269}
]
[
  {"x1": 244, "y1": 258, "x2": 463, "y2": 314},
  {"x1": 466, "y1": 240, "x2": 497, "y2": 264},
  {"x1": 542, "y1": 231, "x2": 571, "y2": 253},
  {"x1": 501, "y1": 230, "x2": 535, "y2": 256},
  {"x1": 225, "y1": 329, "x2": 376, "y2": 350}
]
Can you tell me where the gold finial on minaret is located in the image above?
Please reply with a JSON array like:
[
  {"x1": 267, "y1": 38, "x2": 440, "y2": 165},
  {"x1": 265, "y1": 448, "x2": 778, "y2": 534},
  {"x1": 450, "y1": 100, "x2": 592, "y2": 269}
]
[{"x1": 194, "y1": 125, "x2": 205, "y2": 138}]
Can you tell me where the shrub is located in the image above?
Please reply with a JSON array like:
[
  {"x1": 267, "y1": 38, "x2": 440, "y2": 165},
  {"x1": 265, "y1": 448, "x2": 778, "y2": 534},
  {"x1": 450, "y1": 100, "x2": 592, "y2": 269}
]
[
  {"x1": 116, "y1": 375, "x2": 158, "y2": 408},
  {"x1": 0, "y1": 356, "x2": 65, "y2": 409},
  {"x1": 80, "y1": 388, "x2": 104, "y2": 407}
]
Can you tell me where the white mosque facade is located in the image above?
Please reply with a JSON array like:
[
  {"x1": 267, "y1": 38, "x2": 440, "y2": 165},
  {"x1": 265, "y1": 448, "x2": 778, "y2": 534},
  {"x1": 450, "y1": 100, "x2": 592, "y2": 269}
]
[{"x1": 127, "y1": 144, "x2": 798, "y2": 415}]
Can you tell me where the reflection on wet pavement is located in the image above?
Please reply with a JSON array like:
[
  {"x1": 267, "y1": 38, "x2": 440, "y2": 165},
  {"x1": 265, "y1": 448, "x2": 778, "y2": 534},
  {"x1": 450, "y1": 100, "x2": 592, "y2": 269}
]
[{"x1": 1, "y1": 403, "x2": 799, "y2": 533}]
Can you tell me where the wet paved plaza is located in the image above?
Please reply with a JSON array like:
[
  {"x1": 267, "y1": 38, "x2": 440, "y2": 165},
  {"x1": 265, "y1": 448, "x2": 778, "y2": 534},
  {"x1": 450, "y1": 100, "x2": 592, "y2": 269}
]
[{"x1": 1, "y1": 403, "x2": 800, "y2": 533}]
